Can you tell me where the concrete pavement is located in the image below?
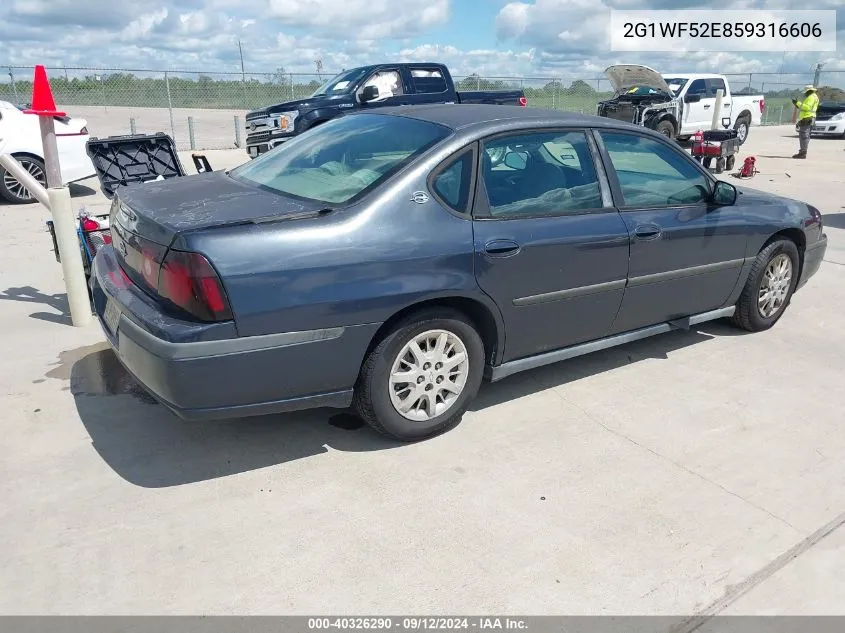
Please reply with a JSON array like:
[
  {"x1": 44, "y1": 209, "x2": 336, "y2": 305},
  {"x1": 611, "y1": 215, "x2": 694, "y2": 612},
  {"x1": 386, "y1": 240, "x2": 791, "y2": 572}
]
[{"x1": 0, "y1": 125, "x2": 844, "y2": 616}]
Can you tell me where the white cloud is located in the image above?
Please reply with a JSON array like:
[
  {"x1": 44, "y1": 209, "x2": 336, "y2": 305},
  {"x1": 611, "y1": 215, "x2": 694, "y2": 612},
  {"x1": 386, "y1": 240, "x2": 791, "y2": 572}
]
[{"x1": 263, "y1": 0, "x2": 449, "y2": 39}]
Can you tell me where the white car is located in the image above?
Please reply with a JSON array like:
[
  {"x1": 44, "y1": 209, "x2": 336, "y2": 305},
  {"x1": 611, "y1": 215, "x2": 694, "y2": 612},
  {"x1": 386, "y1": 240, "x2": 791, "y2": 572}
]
[
  {"x1": 811, "y1": 109, "x2": 845, "y2": 138},
  {"x1": 0, "y1": 100, "x2": 95, "y2": 204}
]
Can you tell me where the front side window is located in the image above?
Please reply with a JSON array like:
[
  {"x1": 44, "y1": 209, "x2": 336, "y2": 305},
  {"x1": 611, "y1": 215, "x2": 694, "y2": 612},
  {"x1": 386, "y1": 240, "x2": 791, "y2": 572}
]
[
  {"x1": 687, "y1": 79, "x2": 707, "y2": 96},
  {"x1": 362, "y1": 71, "x2": 404, "y2": 101},
  {"x1": 599, "y1": 132, "x2": 710, "y2": 207},
  {"x1": 480, "y1": 131, "x2": 603, "y2": 217},
  {"x1": 231, "y1": 114, "x2": 450, "y2": 204}
]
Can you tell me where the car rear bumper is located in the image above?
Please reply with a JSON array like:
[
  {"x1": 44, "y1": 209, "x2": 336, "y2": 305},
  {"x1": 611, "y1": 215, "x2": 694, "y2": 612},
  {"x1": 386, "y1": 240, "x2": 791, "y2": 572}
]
[
  {"x1": 797, "y1": 235, "x2": 827, "y2": 291},
  {"x1": 90, "y1": 246, "x2": 379, "y2": 420}
]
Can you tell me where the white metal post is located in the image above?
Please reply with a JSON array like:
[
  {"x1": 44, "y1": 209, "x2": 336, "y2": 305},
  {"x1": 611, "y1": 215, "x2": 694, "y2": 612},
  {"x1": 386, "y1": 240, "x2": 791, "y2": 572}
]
[
  {"x1": 38, "y1": 116, "x2": 91, "y2": 327},
  {"x1": 711, "y1": 89, "x2": 724, "y2": 130}
]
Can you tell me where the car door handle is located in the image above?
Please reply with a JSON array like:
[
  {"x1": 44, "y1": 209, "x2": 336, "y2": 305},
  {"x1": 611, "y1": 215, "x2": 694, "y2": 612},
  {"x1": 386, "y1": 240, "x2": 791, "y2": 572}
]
[
  {"x1": 634, "y1": 224, "x2": 662, "y2": 240},
  {"x1": 484, "y1": 239, "x2": 521, "y2": 257},
  {"x1": 703, "y1": 104, "x2": 711, "y2": 109}
]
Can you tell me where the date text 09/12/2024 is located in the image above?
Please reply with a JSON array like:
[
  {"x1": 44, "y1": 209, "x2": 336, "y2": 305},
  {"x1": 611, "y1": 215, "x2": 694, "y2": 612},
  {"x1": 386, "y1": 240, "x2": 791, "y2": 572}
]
[{"x1": 308, "y1": 618, "x2": 528, "y2": 630}]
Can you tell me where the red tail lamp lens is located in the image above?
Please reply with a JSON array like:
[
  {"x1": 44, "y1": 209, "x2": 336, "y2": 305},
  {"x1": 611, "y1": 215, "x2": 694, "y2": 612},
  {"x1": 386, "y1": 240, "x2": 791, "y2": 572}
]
[
  {"x1": 519, "y1": 96, "x2": 527, "y2": 107},
  {"x1": 158, "y1": 250, "x2": 232, "y2": 321},
  {"x1": 81, "y1": 218, "x2": 100, "y2": 231}
]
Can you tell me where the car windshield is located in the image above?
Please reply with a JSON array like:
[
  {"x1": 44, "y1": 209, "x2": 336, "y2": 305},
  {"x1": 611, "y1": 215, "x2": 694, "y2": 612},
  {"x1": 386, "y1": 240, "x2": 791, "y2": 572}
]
[
  {"x1": 310, "y1": 68, "x2": 369, "y2": 97},
  {"x1": 662, "y1": 78, "x2": 688, "y2": 96},
  {"x1": 230, "y1": 114, "x2": 451, "y2": 204}
]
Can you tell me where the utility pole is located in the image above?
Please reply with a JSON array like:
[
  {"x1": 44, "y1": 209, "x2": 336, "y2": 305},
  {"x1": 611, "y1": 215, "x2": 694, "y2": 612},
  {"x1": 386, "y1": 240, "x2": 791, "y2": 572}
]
[
  {"x1": 813, "y1": 62, "x2": 824, "y2": 87},
  {"x1": 238, "y1": 39, "x2": 247, "y2": 107},
  {"x1": 238, "y1": 39, "x2": 246, "y2": 82}
]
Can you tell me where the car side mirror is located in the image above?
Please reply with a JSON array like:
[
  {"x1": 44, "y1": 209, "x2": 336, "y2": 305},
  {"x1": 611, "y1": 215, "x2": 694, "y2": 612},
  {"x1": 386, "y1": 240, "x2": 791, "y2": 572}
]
[
  {"x1": 361, "y1": 85, "x2": 379, "y2": 102},
  {"x1": 685, "y1": 94, "x2": 701, "y2": 103},
  {"x1": 503, "y1": 150, "x2": 528, "y2": 170},
  {"x1": 712, "y1": 181, "x2": 737, "y2": 206}
]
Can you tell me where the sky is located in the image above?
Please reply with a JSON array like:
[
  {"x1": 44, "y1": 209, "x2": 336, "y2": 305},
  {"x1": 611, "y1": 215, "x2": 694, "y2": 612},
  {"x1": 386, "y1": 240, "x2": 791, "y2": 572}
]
[{"x1": 2, "y1": 0, "x2": 844, "y2": 84}]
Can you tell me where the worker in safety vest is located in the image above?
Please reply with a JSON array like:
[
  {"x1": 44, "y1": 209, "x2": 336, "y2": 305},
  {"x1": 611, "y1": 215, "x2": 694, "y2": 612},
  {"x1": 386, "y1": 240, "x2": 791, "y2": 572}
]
[{"x1": 792, "y1": 84, "x2": 819, "y2": 159}]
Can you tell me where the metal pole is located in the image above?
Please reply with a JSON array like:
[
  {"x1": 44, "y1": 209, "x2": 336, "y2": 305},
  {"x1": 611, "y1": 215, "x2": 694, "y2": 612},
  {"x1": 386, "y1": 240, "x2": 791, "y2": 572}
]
[
  {"x1": 101, "y1": 78, "x2": 107, "y2": 112},
  {"x1": 234, "y1": 115, "x2": 242, "y2": 148},
  {"x1": 36, "y1": 117, "x2": 90, "y2": 326},
  {"x1": 778, "y1": 105, "x2": 784, "y2": 125},
  {"x1": 130, "y1": 117, "x2": 137, "y2": 134},
  {"x1": 8, "y1": 68, "x2": 17, "y2": 103},
  {"x1": 290, "y1": 73, "x2": 294, "y2": 100},
  {"x1": 188, "y1": 116, "x2": 196, "y2": 150},
  {"x1": 165, "y1": 71, "x2": 176, "y2": 141}
]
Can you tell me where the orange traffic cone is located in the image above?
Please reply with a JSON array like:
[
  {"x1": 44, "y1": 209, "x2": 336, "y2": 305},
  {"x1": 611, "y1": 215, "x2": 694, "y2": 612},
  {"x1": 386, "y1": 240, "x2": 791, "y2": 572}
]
[{"x1": 23, "y1": 65, "x2": 66, "y2": 117}]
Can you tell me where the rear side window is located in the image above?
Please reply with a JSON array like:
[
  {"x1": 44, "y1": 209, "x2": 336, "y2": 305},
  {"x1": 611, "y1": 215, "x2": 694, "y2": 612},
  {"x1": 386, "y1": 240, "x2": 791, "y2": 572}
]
[
  {"x1": 431, "y1": 149, "x2": 473, "y2": 214},
  {"x1": 412, "y1": 68, "x2": 448, "y2": 94},
  {"x1": 708, "y1": 78, "x2": 726, "y2": 97}
]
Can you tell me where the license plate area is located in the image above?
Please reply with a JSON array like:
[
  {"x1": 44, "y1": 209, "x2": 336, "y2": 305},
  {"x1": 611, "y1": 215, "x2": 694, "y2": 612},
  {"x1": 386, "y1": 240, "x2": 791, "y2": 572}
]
[
  {"x1": 249, "y1": 146, "x2": 258, "y2": 157},
  {"x1": 104, "y1": 298, "x2": 121, "y2": 335}
]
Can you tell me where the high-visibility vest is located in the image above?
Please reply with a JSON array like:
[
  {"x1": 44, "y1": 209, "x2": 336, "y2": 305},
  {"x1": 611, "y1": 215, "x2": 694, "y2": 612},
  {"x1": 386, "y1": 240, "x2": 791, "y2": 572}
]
[{"x1": 795, "y1": 92, "x2": 819, "y2": 121}]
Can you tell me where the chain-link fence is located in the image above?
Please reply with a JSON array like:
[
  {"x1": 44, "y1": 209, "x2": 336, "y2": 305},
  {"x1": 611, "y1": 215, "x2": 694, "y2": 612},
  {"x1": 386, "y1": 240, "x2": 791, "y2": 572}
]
[{"x1": 3, "y1": 66, "x2": 845, "y2": 150}]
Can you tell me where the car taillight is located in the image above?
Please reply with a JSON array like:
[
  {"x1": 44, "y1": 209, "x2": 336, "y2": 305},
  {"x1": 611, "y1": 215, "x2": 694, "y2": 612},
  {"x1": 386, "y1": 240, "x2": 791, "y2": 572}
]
[
  {"x1": 81, "y1": 218, "x2": 100, "y2": 231},
  {"x1": 158, "y1": 250, "x2": 233, "y2": 322},
  {"x1": 759, "y1": 99, "x2": 765, "y2": 113},
  {"x1": 519, "y1": 96, "x2": 527, "y2": 107}
]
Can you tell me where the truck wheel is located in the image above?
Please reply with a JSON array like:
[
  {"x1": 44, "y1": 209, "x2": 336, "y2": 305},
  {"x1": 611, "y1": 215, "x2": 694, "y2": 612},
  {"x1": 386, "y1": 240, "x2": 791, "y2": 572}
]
[
  {"x1": 354, "y1": 308, "x2": 485, "y2": 442},
  {"x1": 702, "y1": 157, "x2": 712, "y2": 170},
  {"x1": 715, "y1": 158, "x2": 725, "y2": 174},
  {"x1": 726, "y1": 155, "x2": 736, "y2": 171},
  {"x1": 655, "y1": 120, "x2": 675, "y2": 139},
  {"x1": 734, "y1": 117, "x2": 750, "y2": 145}
]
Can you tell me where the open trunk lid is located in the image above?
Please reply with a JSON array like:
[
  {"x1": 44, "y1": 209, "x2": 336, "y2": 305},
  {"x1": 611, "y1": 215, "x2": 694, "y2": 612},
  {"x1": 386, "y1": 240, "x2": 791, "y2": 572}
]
[
  {"x1": 604, "y1": 64, "x2": 672, "y2": 96},
  {"x1": 86, "y1": 133, "x2": 187, "y2": 199}
]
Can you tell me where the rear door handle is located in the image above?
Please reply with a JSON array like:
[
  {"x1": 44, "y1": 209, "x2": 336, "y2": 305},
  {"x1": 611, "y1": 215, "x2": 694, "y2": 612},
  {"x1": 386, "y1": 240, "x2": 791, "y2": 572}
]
[
  {"x1": 704, "y1": 104, "x2": 711, "y2": 109},
  {"x1": 484, "y1": 239, "x2": 521, "y2": 257},
  {"x1": 634, "y1": 224, "x2": 662, "y2": 240}
]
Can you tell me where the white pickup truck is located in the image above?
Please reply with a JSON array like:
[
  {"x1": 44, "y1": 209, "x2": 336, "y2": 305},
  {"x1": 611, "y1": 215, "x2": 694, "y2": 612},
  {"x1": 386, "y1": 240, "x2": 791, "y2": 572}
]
[{"x1": 597, "y1": 65, "x2": 765, "y2": 145}]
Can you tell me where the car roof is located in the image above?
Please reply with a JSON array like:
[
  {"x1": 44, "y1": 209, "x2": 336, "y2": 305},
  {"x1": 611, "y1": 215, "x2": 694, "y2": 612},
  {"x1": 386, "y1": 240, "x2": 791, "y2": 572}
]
[{"x1": 365, "y1": 103, "x2": 649, "y2": 136}]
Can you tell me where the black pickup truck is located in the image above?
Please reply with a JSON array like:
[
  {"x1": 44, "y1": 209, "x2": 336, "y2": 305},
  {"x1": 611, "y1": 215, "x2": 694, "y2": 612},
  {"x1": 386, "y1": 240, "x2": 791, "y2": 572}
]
[{"x1": 244, "y1": 62, "x2": 527, "y2": 157}]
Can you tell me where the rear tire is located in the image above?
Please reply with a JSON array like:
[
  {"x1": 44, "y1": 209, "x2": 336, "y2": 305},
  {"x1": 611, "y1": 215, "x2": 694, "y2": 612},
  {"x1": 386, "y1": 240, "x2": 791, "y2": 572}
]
[
  {"x1": 354, "y1": 308, "x2": 485, "y2": 442},
  {"x1": 734, "y1": 117, "x2": 751, "y2": 145},
  {"x1": 0, "y1": 155, "x2": 46, "y2": 204},
  {"x1": 731, "y1": 239, "x2": 800, "y2": 332}
]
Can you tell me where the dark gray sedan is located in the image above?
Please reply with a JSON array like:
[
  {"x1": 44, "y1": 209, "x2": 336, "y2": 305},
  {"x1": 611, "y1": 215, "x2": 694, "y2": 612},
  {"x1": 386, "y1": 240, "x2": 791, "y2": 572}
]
[{"x1": 91, "y1": 105, "x2": 828, "y2": 441}]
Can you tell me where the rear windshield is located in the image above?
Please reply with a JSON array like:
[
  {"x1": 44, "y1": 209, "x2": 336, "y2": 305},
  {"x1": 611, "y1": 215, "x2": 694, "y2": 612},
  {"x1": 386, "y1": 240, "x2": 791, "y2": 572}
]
[{"x1": 230, "y1": 114, "x2": 451, "y2": 204}]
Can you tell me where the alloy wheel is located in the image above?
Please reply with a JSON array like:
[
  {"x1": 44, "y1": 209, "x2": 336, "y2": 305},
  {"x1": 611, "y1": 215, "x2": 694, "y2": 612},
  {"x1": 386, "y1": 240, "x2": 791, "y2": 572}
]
[
  {"x1": 758, "y1": 253, "x2": 792, "y2": 318},
  {"x1": 3, "y1": 158, "x2": 46, "y2": 203}
]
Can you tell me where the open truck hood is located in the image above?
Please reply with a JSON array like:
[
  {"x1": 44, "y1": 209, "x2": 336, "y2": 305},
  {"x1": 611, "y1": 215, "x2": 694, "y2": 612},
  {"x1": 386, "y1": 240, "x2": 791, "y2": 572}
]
[{"x1": 604, "y1": 64, "x2": 672, "y2": 96}]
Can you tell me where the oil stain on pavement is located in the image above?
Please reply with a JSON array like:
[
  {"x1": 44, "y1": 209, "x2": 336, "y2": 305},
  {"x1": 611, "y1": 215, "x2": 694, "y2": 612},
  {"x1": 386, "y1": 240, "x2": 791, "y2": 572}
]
[{"x1": 47, "y1": 342, "x2": 157, "y2": 403}]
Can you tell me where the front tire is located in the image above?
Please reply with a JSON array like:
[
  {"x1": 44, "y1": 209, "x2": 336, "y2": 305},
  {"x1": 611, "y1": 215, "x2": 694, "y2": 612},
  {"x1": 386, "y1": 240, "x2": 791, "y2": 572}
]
[
  {"x1": 731, "y1": 239, "x2": 800, "y2": 332},
  {"x1": 0, "y1": 155, "x2": 46, "y2": 204},
  {"x1": 655, "y1": 120, "x2": 675, "y2": 140},
  {"x1": 354, "y1": 308, "x2": 485, "y2": 441}
]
